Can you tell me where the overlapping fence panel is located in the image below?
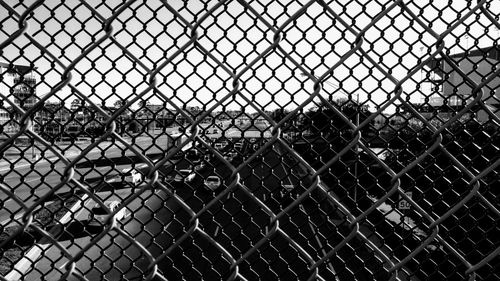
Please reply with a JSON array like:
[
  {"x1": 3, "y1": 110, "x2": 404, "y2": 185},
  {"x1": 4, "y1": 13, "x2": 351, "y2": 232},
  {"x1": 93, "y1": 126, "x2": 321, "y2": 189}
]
[{"x1": 0, "y1": 0, "x2": 499, "y2": 280}]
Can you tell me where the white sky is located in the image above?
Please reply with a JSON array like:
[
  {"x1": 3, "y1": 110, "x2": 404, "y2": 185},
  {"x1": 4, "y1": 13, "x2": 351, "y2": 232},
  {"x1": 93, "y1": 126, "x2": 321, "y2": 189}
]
[{"x1": 1, "y1": 0, "x2": 499, "y2": 114}]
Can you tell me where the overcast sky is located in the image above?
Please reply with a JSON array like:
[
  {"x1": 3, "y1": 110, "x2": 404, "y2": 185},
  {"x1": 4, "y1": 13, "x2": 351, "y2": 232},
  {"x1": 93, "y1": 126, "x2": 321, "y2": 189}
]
[{"x1": 1, "y1": 0, "x2": 499, "y2": 113}]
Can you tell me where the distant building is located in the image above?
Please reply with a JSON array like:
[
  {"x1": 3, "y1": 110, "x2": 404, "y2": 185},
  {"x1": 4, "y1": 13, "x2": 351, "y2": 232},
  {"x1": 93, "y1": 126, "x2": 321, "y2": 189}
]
[
  {"x1": 236, "y1": 115, "x2": 250, "y2": 125},
  {"x1": 0, "y1": 62, "x2": 38, "y2": 139},
  {"x1": 424, "y1": 46, "x2": 500, "y2": 122},
  {"x1": 0, "y1": 62, "x2": 38, "y2": 110},
  {"x1": 0, "y1": 107, "x2": 10, "y2": 133}
]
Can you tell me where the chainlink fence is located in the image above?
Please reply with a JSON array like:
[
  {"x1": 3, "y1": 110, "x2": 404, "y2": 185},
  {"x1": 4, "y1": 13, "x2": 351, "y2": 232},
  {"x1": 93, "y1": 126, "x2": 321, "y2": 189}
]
[{"x1": 0, "y1": 0, "x2": 499, "y2": 280}]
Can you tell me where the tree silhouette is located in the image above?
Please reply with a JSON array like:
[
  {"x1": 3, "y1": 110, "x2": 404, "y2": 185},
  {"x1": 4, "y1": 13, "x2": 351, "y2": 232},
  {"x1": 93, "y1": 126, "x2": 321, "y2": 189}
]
[
  {"x1": 270, "y1": 108, "x2": 288, "y2": 122},
  {"x1": 114, "y1": 99, "x2": 126, "y2": 110},
  {"x1": 70, "y1": 98, "x2": 82, "y2": 110},
  {"x1": 304, "y1": 99, "x2": 373, "y2": 139}
]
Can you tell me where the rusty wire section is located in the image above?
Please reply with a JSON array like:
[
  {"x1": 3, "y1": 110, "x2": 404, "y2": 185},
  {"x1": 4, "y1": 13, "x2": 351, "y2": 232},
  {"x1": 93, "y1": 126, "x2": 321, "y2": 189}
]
[{"x1": 0, "y1": 0, "x2": 499, "y2": 280}]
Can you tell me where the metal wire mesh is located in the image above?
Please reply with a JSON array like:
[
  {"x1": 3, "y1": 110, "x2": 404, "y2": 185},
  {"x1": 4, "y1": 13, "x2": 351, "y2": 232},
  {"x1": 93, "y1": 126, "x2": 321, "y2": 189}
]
[{"x1": 0, "y1": 0, "x2": 499, "y2": 280}]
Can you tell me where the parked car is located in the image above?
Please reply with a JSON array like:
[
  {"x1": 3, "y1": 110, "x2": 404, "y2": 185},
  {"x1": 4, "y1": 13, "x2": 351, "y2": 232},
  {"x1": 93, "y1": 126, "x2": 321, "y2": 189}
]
[
  {"x1": 88, "y1": 201, "x2": 127, "y2": 226},
  {"x1": 121, "y1": 168, "x2": 142, "y2": 186},
  {"x1": 174, "y1": 169, "x2": 196, "y2": 183},
  {"x1": 234, "y1": 141, "x2": 244, "y2": 151},
  {"x1": 195, "y1": 161, "x2": 207, "y2": 172},
  {"x1": 204, "y1": 175, "x2": 221, "y2": 191},
  {"x1": 224, "y1": 151, "x2": 238, "y2": 162},
  {"x1": 186, "y1": 149, "x2": 201, "y2": 163}
]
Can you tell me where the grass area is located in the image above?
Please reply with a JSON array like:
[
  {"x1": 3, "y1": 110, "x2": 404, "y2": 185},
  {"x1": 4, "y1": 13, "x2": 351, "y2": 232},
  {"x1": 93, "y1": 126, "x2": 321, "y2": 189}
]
[{"x1": 0, "y1": 196, "x2": 79, "y2": 275}]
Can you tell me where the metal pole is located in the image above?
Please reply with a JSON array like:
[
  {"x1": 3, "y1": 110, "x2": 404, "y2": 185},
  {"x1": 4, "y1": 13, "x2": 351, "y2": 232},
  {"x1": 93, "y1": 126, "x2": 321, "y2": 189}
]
[
  {"x1": 301, "y1": 73, "x2": 361, "y2": 204},
  {"x1": 60, "y1": 103, "x2": 62, "y2": 143},
  {"x1": 354, "y1": 94, "x2": 359, "y2": 205},
  {"x1": 299, "y1": 205, "x2": 339, "y2": 279},
  {"x1": 323, "y1": 83, "x2": 362, "y2": 203},
  {"x1": 32, "y1": 137, "x2": 35, "y2": 159}
]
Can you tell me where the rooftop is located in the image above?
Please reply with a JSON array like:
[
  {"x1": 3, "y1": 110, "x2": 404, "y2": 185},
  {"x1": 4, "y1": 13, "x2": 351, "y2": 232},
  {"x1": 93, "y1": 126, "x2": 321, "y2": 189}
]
[
  {"x1": 0, "y1": 62, "x2": 37, "y2": 75},
  {"x1": 425, "y1": 45, "x2": 500, "y2": 78}
]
